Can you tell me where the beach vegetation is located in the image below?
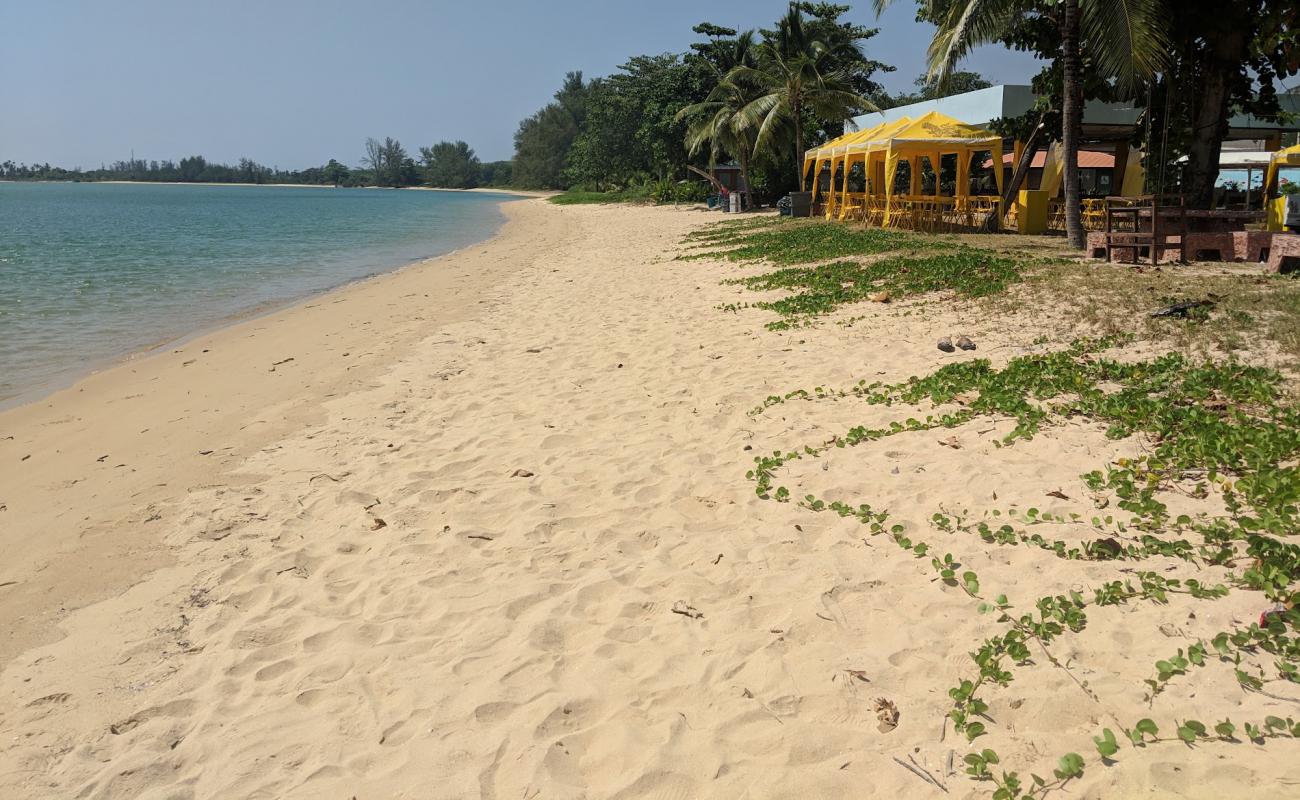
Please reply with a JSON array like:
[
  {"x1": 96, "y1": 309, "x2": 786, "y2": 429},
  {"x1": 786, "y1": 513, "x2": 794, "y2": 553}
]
[
  {"x1": 563, "y1": 54, "x2": 712, "y2": 191},
  {"x1": 513, "y1": 72, "x2": 591, "y2": 190},
  {"x1": 683, "y1": 218, "x2": 1040, "y2": 328},
  {"x1": 549, "y1": 178, "x2": 710, "y2": 206},
  {"x1": 726, "y1": 4, "x2": 879, "y2": 181},
  {"x1": 548, "y1": 189, "x2": 644, "y2": 205},
  {"x1": 362, "y1": 137, "x2": 416, "y2": 188},
  {"x1": 511, "y1": 3, "x2": 896, "y2": 197},
  {"x1": 982, "y1": 257, "x2": 1300, "y2": 367},
  {"x1": 676, "y1": 32, "x2": 762, "y2": 209},
  {"x1": 2, "y1": 141, "x2": 518, "y2": 191},
  {"x1": 419, "y1": 140, "x2": 482, "y2": 189},
  {"x1": 745, "y1": 339, "x2": 1300, "y2": 795}
]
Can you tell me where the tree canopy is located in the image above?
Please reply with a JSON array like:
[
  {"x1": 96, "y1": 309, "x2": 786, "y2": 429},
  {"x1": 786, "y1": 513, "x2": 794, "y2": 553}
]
[
  {"x1": 511, "y1": 2, "x2": 894, "y2": 194},
  {"x1": 420, "y1": 141, "x2": 482, "y2": 189}
]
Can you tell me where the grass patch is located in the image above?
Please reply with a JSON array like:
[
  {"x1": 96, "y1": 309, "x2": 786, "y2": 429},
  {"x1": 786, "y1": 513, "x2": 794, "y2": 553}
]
[
  {"x1": 727, "y1": 250, "x2": 1027, "y2": 329},
  {"x1": 549, "y1": 189, "x2": 644, "y2": 205},
  {"x1": 747, "y1": 339, "x2": 1300, "y2": 797},
  {"x1": 980, "y1": 260, "x2": 1300, "y2": 367},
  {"x1": 682, "y1": 217, "x2": 921, "y2": 264},
  {"x1": 687, "y1": 218, "x2": 1039, "y2": 329}
]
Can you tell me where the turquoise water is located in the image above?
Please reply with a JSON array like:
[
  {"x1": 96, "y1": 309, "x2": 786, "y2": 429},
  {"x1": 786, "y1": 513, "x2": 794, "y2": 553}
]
[{"x1": 0, "y1": 182, "x2": 514, "y2": 405}]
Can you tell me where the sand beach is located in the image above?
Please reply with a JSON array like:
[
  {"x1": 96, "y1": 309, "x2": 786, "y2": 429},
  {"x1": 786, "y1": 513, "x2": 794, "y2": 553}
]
[{"x1": 2, "y1": 199, "x2": 1297, "y2": 799}]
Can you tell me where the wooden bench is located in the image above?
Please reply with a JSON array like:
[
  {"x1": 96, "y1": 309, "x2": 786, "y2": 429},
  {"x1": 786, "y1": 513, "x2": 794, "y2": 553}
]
[{"x1": 1104, "y1": 196, "x2": 1187, "y2": 265}]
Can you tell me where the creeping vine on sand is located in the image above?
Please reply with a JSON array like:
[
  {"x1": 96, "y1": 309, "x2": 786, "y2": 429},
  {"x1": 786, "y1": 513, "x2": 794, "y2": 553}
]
[
  {"x1": 682, "y1": 217, "x2": 1039, "y2": 329},
  {"x1": 746, "y1": 339, "x2": 1300, "y2": 798}
]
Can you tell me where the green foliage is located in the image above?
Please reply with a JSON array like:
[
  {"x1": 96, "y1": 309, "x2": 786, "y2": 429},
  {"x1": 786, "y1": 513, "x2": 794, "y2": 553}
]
[
  {"x1": 549, "y1": 190, "x2": 639, "y2": 205},
  {"x1": 550, "y1": 178, "x2": 709, "y2": 206},
  {"x1": 883, "y1": 70, "x2": 993, "y2": 108},
  {"x1": 728, "y1": 4, "x2": 878, "y2": 183},
  {"x1": 514, "y1": 72, "x2": 590, "y2": 189},
  {"x1": 419, "y1": 140, "x2": 481, "y2": 189},
  {"x1": 510, "y1": 2, "x2": 895, "y2": 194},
  {"x1": 566, "y1": 54, "x2": 712, "y2": 189},
  {"x1": 1, "y1": 153, "x2": 364, "y2": 186},
  {"x1": 478, "y1": 160, "x2": 514, "y2": 188},
  {"x1": 362, "y1": 136, "x2": 416, "y2": 187},
  {"x1": 684, "y1": 219, "x2": 1032, "y2": 328},
  {"x1": 321, "y1": 159, "x2": 350, "y2": 186},
  {"x1": 683, "y1": 217, "x2": 911, "y2": 262},
  {"x1": 728, "y1": 249, "x2": 1026, "y2": 327},
  {"x1": 743, "y1": 337, "x2": 1300, "y2": 796}
]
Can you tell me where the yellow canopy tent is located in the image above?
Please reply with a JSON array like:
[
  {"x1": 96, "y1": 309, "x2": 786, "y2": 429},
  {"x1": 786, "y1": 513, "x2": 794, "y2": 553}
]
[
  {"x1": 833, "y1": 117, "x2": 916, "y2": 219},
  {"x1": 804, "y1": 128, "x2": 861, "y2": 200},
  {"x1": 1265, "y1": 143, "x2": 1300, "y2": 231},
  {"x1": 803, "y1": 111, "x2": 1004, "y2": 229},
  {"x1": 803, "y1": 118, "x2": 901, "y2": 212},
  {"x1": 878, "y1": 111, "x2": 1004, "y2": 228}
]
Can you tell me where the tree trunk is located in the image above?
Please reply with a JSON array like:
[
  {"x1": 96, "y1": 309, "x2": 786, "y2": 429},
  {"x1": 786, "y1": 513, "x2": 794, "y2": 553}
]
[
  {"x1": 739, "y1": 151, "x2": 753, "y2": 211},
  {"x1": 1060, "y1": 0, "x2": 1085, "y2": 249},
  {"x1": 1184, "y1": 31, "x2": 1247, "y2": 209},
  {"x1": 999, "y1": 118, "x2": 1048, "y2": 222},
  {"x1": 793, "y1": 92, "x2": 804, "y2": 193}
]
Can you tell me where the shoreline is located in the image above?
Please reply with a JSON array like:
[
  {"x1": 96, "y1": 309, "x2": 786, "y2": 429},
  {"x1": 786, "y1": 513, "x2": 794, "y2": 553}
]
[
  {"x1": 0, "y1": 188, "x2": 529, "y2": 412},
  {"x1": 5, "y1": 178, "x2": 554, "y2": 197},
  {"x1": 0, "y1": 197, "x2": 549, "y2": 666},
  {"x1": 4, "y1": 201, "x2": 1289, "y2": 798}
]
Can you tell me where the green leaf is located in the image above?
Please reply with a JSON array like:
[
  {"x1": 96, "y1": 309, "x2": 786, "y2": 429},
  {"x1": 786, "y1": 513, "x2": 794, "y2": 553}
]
[
  {"x1": 1093, "y1": 728, "x2": 1119, "y2": 758},
  {"x1": 1214, "y1": 720, "x2": 1235, "y2": 738},
  {"x1": 965, "y1": 721, "x2": 986, "y2": 740},
  {"x1": 1053, "y1": 752, "x2": 1085, "y2": 780}
]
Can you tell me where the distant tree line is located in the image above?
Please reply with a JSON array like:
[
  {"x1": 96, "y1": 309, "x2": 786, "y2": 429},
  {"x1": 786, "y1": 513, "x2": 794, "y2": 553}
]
[{"x1": 1, "y1": 139, "x2": 515, "y2": 190}]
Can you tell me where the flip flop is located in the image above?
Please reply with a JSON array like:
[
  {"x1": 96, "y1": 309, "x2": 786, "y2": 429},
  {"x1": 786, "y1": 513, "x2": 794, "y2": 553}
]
[
  {"x1": 937, "y1": 336, "x2": 955, "y2": 353},
  {"x1": 957, "y1": 336, "x2": 976, "y2": 351}
]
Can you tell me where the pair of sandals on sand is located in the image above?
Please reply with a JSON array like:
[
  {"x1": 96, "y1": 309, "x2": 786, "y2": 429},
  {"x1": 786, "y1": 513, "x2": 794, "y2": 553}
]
[{"x1": 937, "y1": 335, "x2": 976, "y2": 353}]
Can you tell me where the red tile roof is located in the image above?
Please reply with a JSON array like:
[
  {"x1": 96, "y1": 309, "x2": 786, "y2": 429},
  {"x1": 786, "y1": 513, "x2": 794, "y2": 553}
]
[{"x1": 987, "y1": 149, "x2": 1115, "y2": 169}]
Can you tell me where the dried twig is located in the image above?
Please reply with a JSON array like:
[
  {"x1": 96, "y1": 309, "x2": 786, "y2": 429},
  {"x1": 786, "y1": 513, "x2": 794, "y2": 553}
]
[{"x1": 892, "y1": 756, "x2": 947, "y2": 793}]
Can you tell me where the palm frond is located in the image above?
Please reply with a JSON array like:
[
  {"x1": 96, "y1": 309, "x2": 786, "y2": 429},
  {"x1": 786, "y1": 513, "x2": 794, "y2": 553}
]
[
  {"x1": 1080, "y1": 0, "x2": 1168, "y2": 92},
  {"x1": 926, "y1": 0, "x2": 1024, "y2": 84}
]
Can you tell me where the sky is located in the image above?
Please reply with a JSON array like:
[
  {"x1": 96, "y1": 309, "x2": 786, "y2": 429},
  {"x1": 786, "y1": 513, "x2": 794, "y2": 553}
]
[{"x1": 1, "y1": 0, "x2": 1043, "y2": 170}]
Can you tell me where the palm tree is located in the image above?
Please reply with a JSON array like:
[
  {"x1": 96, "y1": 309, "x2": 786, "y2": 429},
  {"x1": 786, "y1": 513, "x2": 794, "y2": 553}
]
[
  {"x1": 678, "y1": 32, "x2": 761, "y2": 207},
  {"x1": 875, "y1": 0, "x2": 1166, "y2": 249},
  {"x1": 730, "y1": 5, "x2": 877, "y2": 187},
  {"x1": 678, "y1": 77, "x2": 760, "y2": 209}
]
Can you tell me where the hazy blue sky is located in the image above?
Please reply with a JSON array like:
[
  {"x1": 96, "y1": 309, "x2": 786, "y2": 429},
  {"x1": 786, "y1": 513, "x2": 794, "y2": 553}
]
[{"x1": 2, "y1": 0, "x2": 1042, "y2": 170}]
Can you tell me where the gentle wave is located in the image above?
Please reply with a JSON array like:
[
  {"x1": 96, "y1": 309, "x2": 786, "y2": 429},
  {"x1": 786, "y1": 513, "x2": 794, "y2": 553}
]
[{"x1": 0, "y1": 182, "x2": 513, "y2": 406}]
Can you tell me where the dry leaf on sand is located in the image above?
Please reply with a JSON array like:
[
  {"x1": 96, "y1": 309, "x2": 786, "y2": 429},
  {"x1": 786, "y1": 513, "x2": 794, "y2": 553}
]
[{"x1": 874, "y1": 697, "x2": 900, "y2": 733}]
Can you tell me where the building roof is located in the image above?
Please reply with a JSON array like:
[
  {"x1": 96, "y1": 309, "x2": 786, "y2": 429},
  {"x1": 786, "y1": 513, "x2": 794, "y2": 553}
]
[
  {"x1": 806, "y1": 111, "x2": 1000, "y2": 161},
  {"x1": 993, "y1": 149, "x2": 1115, "y2": 169}
]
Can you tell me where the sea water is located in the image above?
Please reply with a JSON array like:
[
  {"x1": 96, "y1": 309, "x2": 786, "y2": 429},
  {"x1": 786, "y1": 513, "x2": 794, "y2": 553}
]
[{"x1": 0, "y1": 182, "x2": 513, "y2": 406}]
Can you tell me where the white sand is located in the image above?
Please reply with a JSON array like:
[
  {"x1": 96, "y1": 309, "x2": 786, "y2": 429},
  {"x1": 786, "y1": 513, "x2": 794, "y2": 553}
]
[{"x1": 1, "y1": 201, "x2": 1295, "y2": 798}]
